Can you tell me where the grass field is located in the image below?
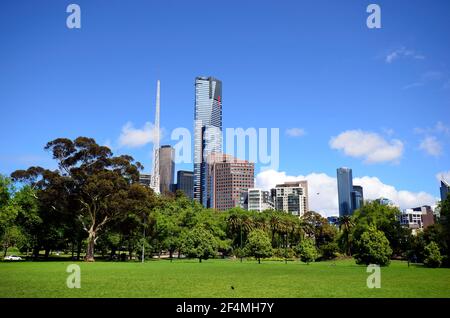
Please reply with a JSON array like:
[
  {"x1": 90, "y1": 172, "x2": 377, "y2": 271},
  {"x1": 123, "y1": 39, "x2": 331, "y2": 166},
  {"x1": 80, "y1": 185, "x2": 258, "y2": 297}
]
[{"x1": 1, "y1": 259, "x2": 450, "y2": 298}]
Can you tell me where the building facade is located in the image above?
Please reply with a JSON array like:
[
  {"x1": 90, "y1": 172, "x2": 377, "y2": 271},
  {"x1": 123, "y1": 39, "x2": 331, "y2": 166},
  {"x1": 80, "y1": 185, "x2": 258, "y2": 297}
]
[
  {"x1": 351, "y1": 185, "x2": 364, "y2": 211},
  {"x1": 176, "y1": 170, "x2": 194, "y2": 199},
  {"x1": 206, "y1": 153, "x2": 254, "y2": 211},
  {"x1": 138, "y1": 173, "x2": 152, "y2": 187},
  {"x1": 193, "y1": 76, "x2": 223, "y2": 206},
  {"x1": 274, "y1": 181, "x2": 309, "y2": 217},
  {"x1": 159, "y1": 145, "x2": 174, "y2": 194},
  {"x1": 400, "y1": 206, "x2": 435, "y2": 234},
  {"x1": 247, "y1": 188, "x2": 274, "y2": 212},
  {"x1": 337, "y1": 167, "x2": 353, "y2": 217},
  {"x1": 441, "y1": 180, "x2": 450, "y2": 202}
]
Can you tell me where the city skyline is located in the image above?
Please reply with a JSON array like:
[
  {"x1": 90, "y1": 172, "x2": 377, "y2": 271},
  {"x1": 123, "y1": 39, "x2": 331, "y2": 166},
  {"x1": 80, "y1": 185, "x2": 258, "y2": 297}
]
[{"x1": 1, "y1": 1, "x2": 450, "y2": 216}]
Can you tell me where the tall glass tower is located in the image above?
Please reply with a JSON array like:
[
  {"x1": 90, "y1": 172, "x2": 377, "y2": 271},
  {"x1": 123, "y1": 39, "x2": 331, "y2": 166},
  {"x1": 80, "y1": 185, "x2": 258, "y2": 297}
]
[
  {"x1": 193, "y1": 76, "x2": 222, "y2": 205},
  {"x1": 337, "y1": 167, "x2": 353, "y2": 217}
]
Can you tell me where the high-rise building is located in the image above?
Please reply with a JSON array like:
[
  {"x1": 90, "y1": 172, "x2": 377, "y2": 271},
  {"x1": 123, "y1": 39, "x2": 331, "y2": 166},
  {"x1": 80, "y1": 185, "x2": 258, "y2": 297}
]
[
  {"x1": 247, "y1": 188, "x2": 274, "y2": 212},
  {"x1": 194, "y1": 76, "x2": 223, "y2": 206},
  {"x1": 206, "y1": 153, "x2": 254, "y2": 211},
  {"x1": 138, "y1": 173, "x2": 152, "y2": 187},
  {"x1": 351, "y1": 185, "x2": 364, "y2": 211},
  {"x1": 150, "y1": 80, "x2": 161, "y2": 194},
  {"x1": 337, "y1": 167, "x2": 353, "y2": 217},
  {"x1": 274, "y1": 181, "x2": 309, "y2": 217},
  {"x1": 440, "y1": 180, "x2": 450, "y2": 201},
  {"x1": 159, "y1": 145, "x2": 174, "y2": 194},
  {"x1": 176, "y1": 170, "x2": 194, "y2": 199}
]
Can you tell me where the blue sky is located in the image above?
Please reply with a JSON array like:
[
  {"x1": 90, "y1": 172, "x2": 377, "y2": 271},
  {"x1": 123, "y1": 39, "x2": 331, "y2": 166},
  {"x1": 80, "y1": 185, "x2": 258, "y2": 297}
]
[{"x1": 1, "y1": 0, "x2": 449, "y2": 214}]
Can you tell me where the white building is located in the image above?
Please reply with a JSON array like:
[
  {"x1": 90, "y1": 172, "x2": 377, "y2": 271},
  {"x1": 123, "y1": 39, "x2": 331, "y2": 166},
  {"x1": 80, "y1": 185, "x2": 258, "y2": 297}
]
[
  {"x1": 400, "y1": 206, "x2": 435, "y2": 235},
  {"x1": 274, "y1": 181, "x2": 309, "y2": 217},
  {"x1": 247, "y1": 188, "x2": 274, "y2": 212}
]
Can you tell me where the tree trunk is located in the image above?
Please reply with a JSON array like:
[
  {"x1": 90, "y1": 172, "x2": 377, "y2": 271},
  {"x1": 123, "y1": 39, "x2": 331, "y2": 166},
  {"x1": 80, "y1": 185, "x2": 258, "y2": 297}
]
[
  {"x1": 33, "y1": 246, "x2": 39, "y2": 259},
  {"x1": 44, "y1": 248, "x2": 50, "y2": 259},
  {"x1": 199, "y1": 258, "x2": 202, "y2": 263},
  {"x1": 71, "y1": 241, "x2": 75, "y2": 259},
  {"x1": 85, "y1": 231, "x2": 96, "y2": 262},
  {"x1": 3, "y1": 246, "x2": 8, "y2": 258},
  {"x1": 76, "y1": 240, "x2": 82, "y2": 261},
  {"x1": 258, "y1": 258, "x2": 261, "y2": 264}
]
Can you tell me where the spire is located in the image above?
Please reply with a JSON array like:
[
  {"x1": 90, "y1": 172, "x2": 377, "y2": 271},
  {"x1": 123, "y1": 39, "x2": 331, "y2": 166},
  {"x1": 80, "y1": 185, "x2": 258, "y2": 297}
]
[{"x1": 150, "y1": 80, "x2": 160, "y2": 194}]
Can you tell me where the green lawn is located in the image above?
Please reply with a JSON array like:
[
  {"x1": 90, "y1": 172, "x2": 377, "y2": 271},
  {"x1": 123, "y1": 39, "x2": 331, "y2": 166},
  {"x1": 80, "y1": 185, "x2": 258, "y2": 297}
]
[{"x1": 0, "y1": 259, "x2": 449, "y2": 298}]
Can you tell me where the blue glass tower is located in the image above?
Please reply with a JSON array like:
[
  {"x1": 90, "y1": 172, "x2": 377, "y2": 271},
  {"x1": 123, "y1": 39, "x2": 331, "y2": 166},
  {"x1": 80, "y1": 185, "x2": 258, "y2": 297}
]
[
  {"x1": 337, "y1": 167, "x2": 353, "y2": 217},
  {"x1": 193, "y1": 77, "x2": 222, "y2": 206}
]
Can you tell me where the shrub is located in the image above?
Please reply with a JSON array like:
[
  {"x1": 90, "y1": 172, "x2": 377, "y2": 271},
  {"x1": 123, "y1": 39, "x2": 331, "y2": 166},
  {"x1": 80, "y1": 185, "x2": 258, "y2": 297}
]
[
  {"x1": 320, "y1": 242, "x2": 339, "y2": 260},
  {"x1": 294, "y1": 238, "x2": 318, "y2": 264},
  {"x1": 354, "y1": 227, "x2": 392, "y2": 266},
  {"x1": 423, "y1": 241, "x2": 442, "y2": 268}
]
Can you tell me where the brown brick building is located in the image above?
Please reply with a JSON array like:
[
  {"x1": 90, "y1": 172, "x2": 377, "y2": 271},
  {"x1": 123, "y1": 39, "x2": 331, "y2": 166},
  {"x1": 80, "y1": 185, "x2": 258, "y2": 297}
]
[{"x1": 206, "y1": 153, "x2": 254, "y2": 211}]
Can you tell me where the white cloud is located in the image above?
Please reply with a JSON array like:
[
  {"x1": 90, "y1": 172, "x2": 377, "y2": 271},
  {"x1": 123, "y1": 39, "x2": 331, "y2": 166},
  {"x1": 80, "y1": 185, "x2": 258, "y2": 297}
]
[
  {"x1": 354, "y1": 176, "x2": 437, "y2": 210},
  {"x1": 118, "y1": 121, "x2": 160, "y2": 148},
  {"x1": 436, "y1": 171, "x2": 450, "y2": 183},
  {"x1": 385, "y1": 47, "x2": 424, "y2": 63},
  {"x1": 419, "y1": 136, "x2": 442, "y2": 157},
  {"x1": 415, "y1": 121, "x2": 450, "y2": 136},
  {"x1": 285, "y1": 128, "x2": 306, "y2": 137},
  {"x1": 329, "y1": 130, "x2": 404, "y2": 164},
  {"x1": 255, "y1": 169, "x2": 438, "y2": 217}
]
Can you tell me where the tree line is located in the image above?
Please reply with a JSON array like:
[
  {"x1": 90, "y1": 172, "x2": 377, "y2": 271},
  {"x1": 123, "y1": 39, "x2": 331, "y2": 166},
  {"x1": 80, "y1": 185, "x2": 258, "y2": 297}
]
[{"x1": 1, "y1": 137, "x2": 449, "y2": 267}]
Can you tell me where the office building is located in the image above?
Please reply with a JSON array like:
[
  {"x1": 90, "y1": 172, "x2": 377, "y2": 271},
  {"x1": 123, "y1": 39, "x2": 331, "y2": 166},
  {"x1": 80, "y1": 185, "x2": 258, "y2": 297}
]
[
  {"x1": 193, "y1": 76, "x2": 223, "y2": 206},
  {"x1": 400, "y1": 206, "x2": 435, "y2": 234},
  {"x1": 351, "y1": 185, "x2": 364, "y2": 211},
  {"x1": 327, "y1": 216, "x2": 339, "y2": 226},
  {"x1": 441, "y1": 180, "x2": 450, "y2": 201},
  {"x1": 159, "y1": 145, "x2": 175, "y2": 194},
  {"x1": 337, "y1": 167, "x2": 353, "y2": 217},
  {"x1": 247, "y1": 188, "x2": 274, "y2": 212},
  {"x1": 206, "y1": 153, "x2": 254, "y2": 211},
  {"x1": 138, "y1": 173, "x2": 152, "y2": 187},
  {"x1": 176, "y1": 170, "x2": 194, "y2": 199},
  {"x1": 274, "y1": 181, "x2": 309, "y2": 217}
]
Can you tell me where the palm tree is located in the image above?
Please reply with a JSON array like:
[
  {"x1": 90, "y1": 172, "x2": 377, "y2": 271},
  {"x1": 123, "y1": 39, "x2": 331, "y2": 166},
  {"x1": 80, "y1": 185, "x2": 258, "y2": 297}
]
[{"x1": 338, "y1": 215, "x2": 354, "y2": 256}]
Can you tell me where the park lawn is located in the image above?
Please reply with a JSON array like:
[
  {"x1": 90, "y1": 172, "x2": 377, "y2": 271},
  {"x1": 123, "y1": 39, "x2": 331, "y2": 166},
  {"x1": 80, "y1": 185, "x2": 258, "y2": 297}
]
[{"x1": 0, "y1": 259, "x2": 449, "y2": 298}]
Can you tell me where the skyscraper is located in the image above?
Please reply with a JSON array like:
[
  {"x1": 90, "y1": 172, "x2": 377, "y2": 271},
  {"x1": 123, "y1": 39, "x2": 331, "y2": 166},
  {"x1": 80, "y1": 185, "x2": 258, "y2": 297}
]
[
  {"x1": 440, "y1": 179, "x2": 450, "y2": 201},
  {"x1": 176, "y1": 170, "x2": 194, "y2": 199},
  {"x1": 337, "y1": 167, "x2": 353, "y2": 217},
  {"x1": 274, "y1": 181, "x2": 309, "y2": 217},
  {"x1": 159, "y1": 145, "x2": 174, "y2": 194},
  {"x1": 193, "y1": 76, "x2": 223, "y2": 206},
  {"x1": 351, "y1": 185, "x2": 364, "y2": 211},
  {"x1": 205, "y1": 153, "x2": 254, "y2": 211},
  {"x1": 150, "y1": 80, "x2": 161, "y2": 195}
]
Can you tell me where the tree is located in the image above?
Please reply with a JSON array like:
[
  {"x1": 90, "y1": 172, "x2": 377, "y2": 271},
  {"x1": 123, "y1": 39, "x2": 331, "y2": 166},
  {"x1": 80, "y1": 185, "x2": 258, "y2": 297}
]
[
  {"x1": 0, "y1": 175, "x2": 19, "y2": 240},
  {"x1": 295, "y1": 238, "x2": 318, "y2": 264},
  {"x1": 2, "y1": 226, "x2": 27, "y2": 258},
  {"x1": 320, "y1": 242, "x2": 339, "y2": 260},
  {"x1": 302, "y1": 211, "x2": 337, "y2": 249},
  {"x1": 245, "y1": 229, "x2": 272, "y2": 264},
  {"x1": 437, "y1": 194, "x2": 450, "y2": 265},
  {"x1": 423, "y1": 242, "x2": 442, "y2": 268},
  {"x1": 181, "y1": 226, "x2": 217, "y2": 262},
  {"x1": 354, "y1": 226, "x2": 392, "y2": 266},
  {"x1": 352, "y1": 201, "x2": 407, "y2": 257},
  {"x1": 338, "y1": 215, "x2": 354, "y2": 256},
  {"x1": 12, "y1": 137, "x2": 145, "y2": 262}
]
